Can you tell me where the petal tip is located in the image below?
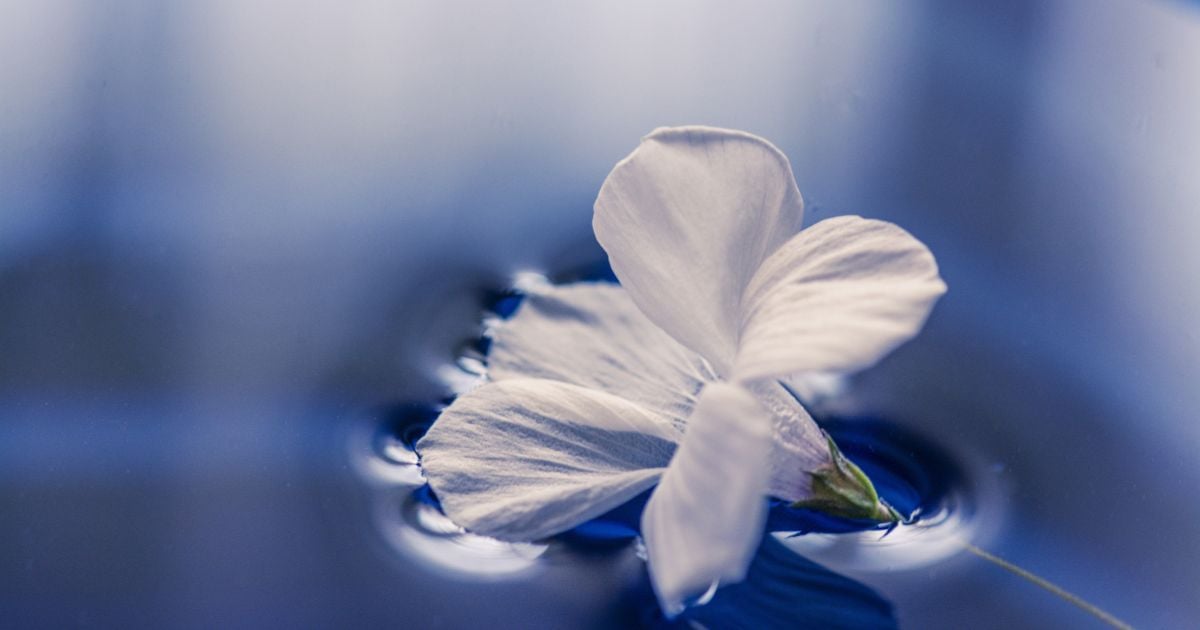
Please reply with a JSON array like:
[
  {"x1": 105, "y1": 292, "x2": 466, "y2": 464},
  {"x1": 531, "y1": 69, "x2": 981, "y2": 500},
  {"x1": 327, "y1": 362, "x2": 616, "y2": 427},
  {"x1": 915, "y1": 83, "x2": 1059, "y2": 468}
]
[{"x1": 638, "y1": 126, "x2": 797, "y2": 173}]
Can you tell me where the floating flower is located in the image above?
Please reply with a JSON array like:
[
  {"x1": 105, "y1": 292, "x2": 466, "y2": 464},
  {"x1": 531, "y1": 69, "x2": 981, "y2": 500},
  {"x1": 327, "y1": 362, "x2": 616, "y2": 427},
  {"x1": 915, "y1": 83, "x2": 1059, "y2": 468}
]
[{"x1": 417, "y1": 127, "x2": 946, "y2": 614}]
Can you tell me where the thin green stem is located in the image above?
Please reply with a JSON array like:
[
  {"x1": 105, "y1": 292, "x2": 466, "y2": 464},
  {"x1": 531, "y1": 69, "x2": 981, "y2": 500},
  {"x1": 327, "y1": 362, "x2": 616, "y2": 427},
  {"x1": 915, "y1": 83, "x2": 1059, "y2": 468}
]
[{"x1": 961, "y1": 542, "x2": 1134, "y2": 630}]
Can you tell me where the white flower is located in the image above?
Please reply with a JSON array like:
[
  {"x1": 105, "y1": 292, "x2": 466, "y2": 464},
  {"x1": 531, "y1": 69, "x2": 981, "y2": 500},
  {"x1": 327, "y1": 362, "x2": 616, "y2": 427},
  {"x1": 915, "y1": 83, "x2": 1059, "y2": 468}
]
[{"x1": 416, "y1": 126, "x2": 946, "y2": 614}]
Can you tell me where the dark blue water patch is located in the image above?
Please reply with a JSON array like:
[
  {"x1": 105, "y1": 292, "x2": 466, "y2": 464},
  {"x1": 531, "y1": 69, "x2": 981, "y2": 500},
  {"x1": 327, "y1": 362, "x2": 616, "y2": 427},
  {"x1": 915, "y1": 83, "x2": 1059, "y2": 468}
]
[
  {"x1": 481, "y1": 288, "x2": 525, "y2": 320},
  {"x1": 617, "y1": 534, "x2": 896, "y2": 630},
  {"x1": 552, "y1": 259, "x2": 619, "y2": 284},
  {"x1": 556, "y1": 488, "x2": 652, "y2": 549},
  {"x1": 468, "y1": 334, "x2": 494, "y2": 358},
  {"x1": 410, "y1": 483, "x2": 442, "y2": 508},
  {"x1": 373, "y1": 402, "x2": 442, "y2": 456},
  {"x1": 765, "y1": 500, "x2": 897, "y2": 536},
  {"x1": 465, "y1": 288, "x2": 525, "y2": 359}
]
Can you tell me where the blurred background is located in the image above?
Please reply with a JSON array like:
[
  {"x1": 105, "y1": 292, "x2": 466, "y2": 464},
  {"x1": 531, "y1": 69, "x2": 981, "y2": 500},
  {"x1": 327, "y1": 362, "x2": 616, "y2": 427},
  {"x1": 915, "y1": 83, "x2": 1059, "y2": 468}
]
[{"x1": 2, "y1": 0, "x2": 1198, "y2": 627}]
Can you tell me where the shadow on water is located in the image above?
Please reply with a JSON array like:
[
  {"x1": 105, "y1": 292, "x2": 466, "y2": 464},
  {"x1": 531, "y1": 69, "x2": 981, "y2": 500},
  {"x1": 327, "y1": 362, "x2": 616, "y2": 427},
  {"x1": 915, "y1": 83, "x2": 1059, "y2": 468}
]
[{"x1": 623, "y1": 535, "x2": 896, "y2": 630}]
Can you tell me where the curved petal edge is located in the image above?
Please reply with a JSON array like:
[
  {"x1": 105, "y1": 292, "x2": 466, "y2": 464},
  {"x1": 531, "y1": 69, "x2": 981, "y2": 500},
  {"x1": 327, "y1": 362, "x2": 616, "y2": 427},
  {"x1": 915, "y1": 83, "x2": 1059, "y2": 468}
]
[
  {"x1": 640, "y1": 382, "x2": 774, "y2": 615},
  {"x1": 593, "y1": 126, "x2": 805, "y2": 375},
  {"x1": 734, "y1": 215, "x2": 947, "y2": 382}
]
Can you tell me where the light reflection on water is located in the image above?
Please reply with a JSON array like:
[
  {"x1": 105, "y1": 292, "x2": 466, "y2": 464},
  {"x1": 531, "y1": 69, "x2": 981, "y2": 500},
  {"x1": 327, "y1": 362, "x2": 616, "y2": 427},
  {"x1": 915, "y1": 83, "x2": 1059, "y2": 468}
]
[
  {"x1": 375, "y1": 491, "x2": 548, "y2": 578},
  {"x1": 348, "y1": 407, "x2": 549, "y2": 579}
]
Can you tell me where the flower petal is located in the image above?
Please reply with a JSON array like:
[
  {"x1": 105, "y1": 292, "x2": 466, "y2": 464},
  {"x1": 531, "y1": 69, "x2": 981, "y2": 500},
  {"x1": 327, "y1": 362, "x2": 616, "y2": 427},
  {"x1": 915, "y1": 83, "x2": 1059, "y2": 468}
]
[
  {"x1": 417, "y1": 379, "x2": 679, "y2": 541},
  {"x1": 749, "y1": 380, "x2": 833, "y2": 502},
  {"x1": 487, "y1": 282, "x2": 717, "y2": 432},
  {"x1": 489, "y1": 282, "x2": 833, "y2": 503},
  {"x1": 640, "y1": 382, "x2": 774, "y2": 615},
  {"x1": 734, "y1": 215, "x2": 947, "y2": 382},
  {"x1": 594, "y1": 126, "x2": 805, "y2": 375}
]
